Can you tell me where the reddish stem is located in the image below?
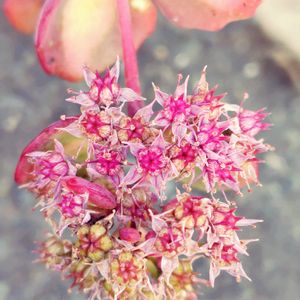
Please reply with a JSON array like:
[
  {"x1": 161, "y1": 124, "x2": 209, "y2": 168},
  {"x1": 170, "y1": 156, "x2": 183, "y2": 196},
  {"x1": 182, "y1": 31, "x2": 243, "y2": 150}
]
[{"x1": 116, "y1": 0, "x2": 143, "y2": 116}]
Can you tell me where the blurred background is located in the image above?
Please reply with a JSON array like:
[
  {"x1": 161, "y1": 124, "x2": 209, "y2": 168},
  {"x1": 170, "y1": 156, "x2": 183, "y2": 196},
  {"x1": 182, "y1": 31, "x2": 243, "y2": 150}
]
[{"x1": 1, "y1": 1, "x2": 300, "y2": 299}]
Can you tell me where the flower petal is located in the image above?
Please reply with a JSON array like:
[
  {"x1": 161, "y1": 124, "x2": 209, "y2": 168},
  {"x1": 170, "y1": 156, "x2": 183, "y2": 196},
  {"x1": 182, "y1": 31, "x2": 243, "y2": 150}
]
[
  {"x1": 154, "y1": 0, "x2": 261, "y2": 31},
  {"x1": 3, "y1": 0, "x2": 43, "y2": 34},
  {"x1": 35, "y1": 0, "x2": 157, "y2": 81},
  {"x1": 15, "y1": 116, "x2": 77, "y2": 185}
]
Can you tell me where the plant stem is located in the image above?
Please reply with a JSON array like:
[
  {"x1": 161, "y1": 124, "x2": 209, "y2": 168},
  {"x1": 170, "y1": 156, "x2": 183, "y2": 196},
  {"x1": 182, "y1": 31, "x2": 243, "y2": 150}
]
[{"x1": 116, "y1": 0, "x2": 143, "y2": 116}]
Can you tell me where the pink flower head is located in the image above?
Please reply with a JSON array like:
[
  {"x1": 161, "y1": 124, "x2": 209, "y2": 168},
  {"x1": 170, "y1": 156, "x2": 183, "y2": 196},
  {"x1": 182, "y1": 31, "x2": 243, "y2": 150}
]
[
  {"x1": 67, "y1": 60, "x2": 144, "y2": 110},
  {"x1": 238, "y1": 107, "x2": 272, "y2": 137},
  {"x1": 137, "y1": 145, "x2": 167, "y2": 175},
  {"x1": 15, "y1": 116, "x2": 77, "y2": 186},
  {"x1": 154, "y1": 226, "x2": 186, "y2": 258},
  {"x1": 211, "y1": 204, "x2": 243, "y2": 232},
  {"x1": 15, "y1": 62, "x2": 271, "y2": 300},
  {"x1": 155, "y1": 94, "x2": 191, "y2": 127},
  {"x1": 57, "y1": 190, "x2": 87, "y2": 219},
  {"x1": 84, "y1": 64, "x2": 120, "y2": 107},
  {"x1": 89, "y1": 149, "x2": 123, "y2": 176},
  {"x1": 194, "y1": 118, "x2": 228, "y2": 150},
  {"x1": 118, "y1": 114, "x2": 157, "y2": 144},
  {"x1": 207, "y1": 238, "x2": 253, "y2": 287},
  {"x1": 171, "y1": 194, "x2": 212, "y2": 231},
  {"x1": 169, "y1": 140, "x2": 198, "y2": 176},
  {"x1": 123, "y1": 132, "x2": 175, "y2": 196},
  {"x1": 25, "y1": 139, "x2": 76, "y2": 194},
  {"x1": 154, "y1": 76, "x2": 192, "y2": 129},
  {"x1": 80, "y1": 110, "x2": 111, "y2": 140},
  {"x1": 202, "y1": 152, "x2": 241, "y2": 193}
]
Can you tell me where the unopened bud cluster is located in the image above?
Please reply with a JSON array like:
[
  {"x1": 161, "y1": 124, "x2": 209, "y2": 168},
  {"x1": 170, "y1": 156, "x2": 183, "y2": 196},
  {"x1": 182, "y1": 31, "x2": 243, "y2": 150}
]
[{"x1": 15, "y1": 60, "x2": 272, "y2": 299}]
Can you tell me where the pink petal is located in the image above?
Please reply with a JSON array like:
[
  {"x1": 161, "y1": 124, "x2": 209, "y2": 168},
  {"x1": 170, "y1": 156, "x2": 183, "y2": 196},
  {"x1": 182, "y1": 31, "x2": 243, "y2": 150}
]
[
  {"x1": 134, "y1": 100, "x2": 155, "y2": 122},
  {"x1": 122, "y1": 166, "x2": 142, "y2": 186},
  {"x1": 15, "y1": 116, "x2": 77, "y2": 185},
  {"x1": 154, "y1": 0, "x2": 262, "y2": 31},
  {"x1": 236, "y1": 218, "x2": 263, "y2": 227},
  {"x1": 161, "y1": 256, "x2": 179, "y2": 283},
  {"x1": 209, "y1": 262, "x2": 220, "y2": 287},
  {"x1": 153, "y1": 84, "x2": 170, "y2": 106},
  {"x1": 35, "y1": 0, "x2": 157, "y2": 81},
  {"x1": 174, "y1": 74, "x2": 189, "y2": 99},
  {"x1": 61, "y1": 176, "x2": 116, "y2": 209},
  {"x1": 152, "y1": 130, "x2": 167, "y2": 149},
  {"x1": 119, "y1": 88, "x2": 145, "y2": 103},
  {"x1": 149, "y1": 210, "x2": 168, "y2": 233},
  {"x1": 3, "y1": 0, "x2": 44, "y2": 34}
]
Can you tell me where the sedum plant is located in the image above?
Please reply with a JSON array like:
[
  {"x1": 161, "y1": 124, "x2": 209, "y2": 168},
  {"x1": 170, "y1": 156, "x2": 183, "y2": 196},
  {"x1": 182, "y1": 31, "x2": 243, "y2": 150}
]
[
  {"x1": 12, "y1": 0, "x2": 271, "y2": 299},
  {"x1": 15, "y1": 59, "x2": 272, "y2": 299}
]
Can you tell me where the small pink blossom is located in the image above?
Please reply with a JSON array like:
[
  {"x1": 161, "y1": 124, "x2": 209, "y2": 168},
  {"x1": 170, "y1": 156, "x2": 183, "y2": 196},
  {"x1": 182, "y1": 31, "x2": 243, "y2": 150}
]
[
  {"x1": 57, "y1": 191, "x2": 86, "y2": 219},
  {"x1": 67, "y1": 60, "x2": 144, "y2": 109},
  {"x1": 86, "y1": 144, "x2": 125, "y2": 185},
  {"x1": 238, "y1": 107, "x2": 271, "y2": 137},
  {"x1": 25, "y1": 139, "x2": 76, "y2": 194}
]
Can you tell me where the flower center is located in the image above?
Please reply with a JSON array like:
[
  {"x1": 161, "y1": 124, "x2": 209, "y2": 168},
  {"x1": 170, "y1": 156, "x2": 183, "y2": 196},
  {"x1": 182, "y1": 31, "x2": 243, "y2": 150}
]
[{"x1": 137, "y1": 147, "x2": 166, "y2": 174}]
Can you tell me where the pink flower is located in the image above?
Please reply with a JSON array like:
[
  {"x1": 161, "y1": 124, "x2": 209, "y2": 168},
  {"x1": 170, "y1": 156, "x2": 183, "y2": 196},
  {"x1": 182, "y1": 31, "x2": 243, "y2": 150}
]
[
  {"x1": 238, "y1": 107, "x2": 271, "y2": 137},
  {"x1": 123, "y1": 132, "x2": 175, "y2": 196},
  {"x1": 14, "y1": 116, "x2": 77, "y2": 185},
  {"x1": 80, "y1": 110, "x2": 112, "y2": 140},
  {"x1": 25, "y1": 139, "x2": 76, "y2": 195},
  {"x1": 67, "y1": 61, "x2": 144, "y2": 110},
  {"x1": 154, "y1": 91, "x2": 191, "y2": 128},
  {"x1": 57, "y1": 191, "x2": 86, "y2": 219},
  {"x1": 170, "y1": 194, "x2": 212, "y2": 231},
  {"x1": 87, "y1": 146, "x2": 124, "y2": 177}
]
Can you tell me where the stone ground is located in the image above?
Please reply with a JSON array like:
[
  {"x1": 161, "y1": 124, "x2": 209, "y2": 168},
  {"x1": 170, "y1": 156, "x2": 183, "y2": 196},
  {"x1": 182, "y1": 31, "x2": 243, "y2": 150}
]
[{"x1": 1, "y1": 2, "x2": 300, "y2": 300}]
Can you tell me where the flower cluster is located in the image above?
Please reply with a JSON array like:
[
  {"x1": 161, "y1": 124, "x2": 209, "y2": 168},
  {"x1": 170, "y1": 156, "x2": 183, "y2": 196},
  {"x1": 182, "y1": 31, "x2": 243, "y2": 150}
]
[{"x1": 15, "y1": 60, "x2": 272, "y2": 299}]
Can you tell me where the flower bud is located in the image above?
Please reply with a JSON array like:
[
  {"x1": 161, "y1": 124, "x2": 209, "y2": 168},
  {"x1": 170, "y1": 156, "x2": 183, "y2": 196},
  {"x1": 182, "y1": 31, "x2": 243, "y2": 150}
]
[
  {"x1": 119, "y1": 228, "x2": 140, "y2": 243},
  {"x1": 75, "y1": 224, "x2": 113, "y2": 262}
]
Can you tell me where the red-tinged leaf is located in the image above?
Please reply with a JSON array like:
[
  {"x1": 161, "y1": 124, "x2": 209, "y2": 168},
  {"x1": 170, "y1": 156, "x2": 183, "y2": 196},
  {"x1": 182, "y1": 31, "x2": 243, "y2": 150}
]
[
  {"x1": 35, "y1": 0, "x2": 157, "y2": 81},
  {"x1": 3, "y1": 0, "x2": 44, "y2": 34},
  {"x1": 61, "y1": 176, "x2": 116, "y2": 209},
  {"x1": 154, "y1": 0, "x2": 262, "y2": 31},
  {"x1": 15, "y1": 116, "x2": 77, "y2": 185}
]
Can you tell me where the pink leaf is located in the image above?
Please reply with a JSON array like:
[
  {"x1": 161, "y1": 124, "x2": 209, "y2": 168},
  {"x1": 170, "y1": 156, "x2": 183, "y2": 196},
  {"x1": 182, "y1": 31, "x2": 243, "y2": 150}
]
[
  {"x1": 154, "y1": 0, "x2": 262, "y2": 31},
  {"x1": 35, "y1": 0, "x2": 157, "y2": 81},
  {"x1": 3, "y1": 0, "x2": 44, "y2": 34},
  {"x1": 61, "y1": 176, "x2": 116, "y2": 209},
  {"x1": 15, "y1": 116, "x2": 77, "y2": 185}
]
